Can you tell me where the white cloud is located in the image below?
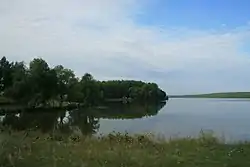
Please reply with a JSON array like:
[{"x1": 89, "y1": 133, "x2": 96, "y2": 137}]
[{"x1": 0, "y1": 0, "x2": 250, "y2": 94}]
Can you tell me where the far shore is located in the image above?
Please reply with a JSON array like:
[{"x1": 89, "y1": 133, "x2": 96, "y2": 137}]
[{"x1": 169, "y1": 92, "x2": 250, "y2": 99}]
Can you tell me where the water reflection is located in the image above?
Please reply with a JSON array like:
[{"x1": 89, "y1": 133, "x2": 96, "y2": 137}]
[{"x1": 0, "y1": 102, "x2": 166, "y2": 136}]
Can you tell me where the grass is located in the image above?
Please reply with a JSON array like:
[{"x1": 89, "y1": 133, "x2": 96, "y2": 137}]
[
  {"x1": 1, "y1": 131, "x2": 250, "y2": 167},
  {"x1": 0, "y1": 96, "x2": 13, "y2": 105}
]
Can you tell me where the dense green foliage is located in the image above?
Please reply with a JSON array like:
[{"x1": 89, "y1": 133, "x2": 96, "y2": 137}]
[
  {"x1": 1, "y1": 132, "x2": 250, "y2": 167},
  {"x1": 0, "y1": 56, "x2": 167, "y2": 107},
  {"x1": 170, "y1": 92, "x2": 250, "y2": 98}
]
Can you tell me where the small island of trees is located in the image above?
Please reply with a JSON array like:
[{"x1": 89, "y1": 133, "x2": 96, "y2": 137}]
[{"x1": 0, "y1": 56, "x2": 168, "y2": 108}]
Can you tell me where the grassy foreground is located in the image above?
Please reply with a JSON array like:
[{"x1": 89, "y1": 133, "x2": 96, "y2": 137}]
[
  {"x1": 0, "y1": 96, "x2": 13, "y2": 105},
  {"x1": 1, "y1": 132, "x2": 250, "y2": 167}
]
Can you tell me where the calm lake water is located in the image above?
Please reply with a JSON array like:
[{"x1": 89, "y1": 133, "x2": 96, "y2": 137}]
[
  {"x1": 99, "y1": 98, "x2": 250, "y2": 142},
  {"x1": 1, "y1": 98, "x2": 250, "y2": 142}
]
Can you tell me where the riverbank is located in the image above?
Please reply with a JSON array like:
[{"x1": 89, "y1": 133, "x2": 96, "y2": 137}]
[
  {"x1": 170, "y1": 92, "x2": 250, "y2": 99},
  {"x1": 1, "y1": 132, "x2": 250, "y2": 167}
]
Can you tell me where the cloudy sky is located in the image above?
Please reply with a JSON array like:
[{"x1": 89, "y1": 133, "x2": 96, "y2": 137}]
[{"x1": 1, "y1": 0, "x2": 250, "y2": 95}]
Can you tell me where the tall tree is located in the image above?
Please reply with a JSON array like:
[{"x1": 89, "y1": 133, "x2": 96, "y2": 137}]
[
  {"x1": 54, "y1": 65, "x2": 75, "y2": 105},
  {"x1": 0, "y1": 56, "x2": 13, "y2": 92},
  {"x1": 4, "y1": 61, "x2": 31, "y2": 103},
  {"x1": 28, "y1": 58, "x2": 58, "y2": 106},
  {"x1": 80, "y1": 73, "x2": 101, "y2": 106}
]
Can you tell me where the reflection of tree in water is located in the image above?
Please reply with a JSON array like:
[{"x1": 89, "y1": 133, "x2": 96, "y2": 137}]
[
  {"x1": 0, "y1": 108, "x2": 100, "y2": 136},
  {"x1": 91, "y1": 102, "x2": 166, "y2": 119},
  {"x1": 0, "y1": 102, "x2": 166, "y2": 135},
  {"x1": 1, "y1": 110, "x2": 59, "y2": 133},
  {"x1": 66, "y1": 109, "x2": 100, "y2": 135}
]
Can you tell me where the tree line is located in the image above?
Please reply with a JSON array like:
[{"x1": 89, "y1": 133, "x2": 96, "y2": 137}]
[{"x1": 0, "y1": 56, "x2": 167, "y2": 107}]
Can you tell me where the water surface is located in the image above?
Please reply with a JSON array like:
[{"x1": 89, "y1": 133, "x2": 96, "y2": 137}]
[
  {"x1": 1, "y1": 98, "x2": 250, "y2": 142},
  {"x1": 99, "y1": 98, "x2": 250, "y2": 141}
]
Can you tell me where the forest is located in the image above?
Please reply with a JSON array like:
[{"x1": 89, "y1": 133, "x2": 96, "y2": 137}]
[{"x1": 0, "y1": 56, "x2": 167, "y2": 107}]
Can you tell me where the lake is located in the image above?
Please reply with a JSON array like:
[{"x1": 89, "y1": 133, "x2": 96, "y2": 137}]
[{"x1": 1, "y1": 98, "x2": 250, "y2": 142}]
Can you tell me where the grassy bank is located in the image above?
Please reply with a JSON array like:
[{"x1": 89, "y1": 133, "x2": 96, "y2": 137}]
[
  {"x1": 0, "y1": 96, "x2": 13, "y2": 105},
  {"x1": 170, "y1": 92, "x2": 250, "y2": 99},
  {"x1": 1, "y1": 132, "x2": 250, "y2": 167}
]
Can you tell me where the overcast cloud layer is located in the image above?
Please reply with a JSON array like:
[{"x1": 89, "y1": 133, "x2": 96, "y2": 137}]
[{"x1": 1, "y1": 0, "x2": 250, "y2": 94}]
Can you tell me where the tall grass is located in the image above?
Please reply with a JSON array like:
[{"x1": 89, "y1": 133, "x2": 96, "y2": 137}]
[
  {"x1": 0, "y1": 96, "x2": 13, "y2": 105},
  {"x1": 1, "y1": 131, "x2": 250, "y2": 167}
]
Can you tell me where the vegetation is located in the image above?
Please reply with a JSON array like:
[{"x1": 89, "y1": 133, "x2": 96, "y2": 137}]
[
  {"x1": 0, "y1": 96, "x2": 13, "y2": 105},
  {"x1": 1, "y1": 132, "x2": 250, "y2": 167},
  {"x1": 0, "y1": 56, "x2": 167, "y2": 107},
  {"x1": 5, "y1": 56, "x2": 250, "y2": 167},
  {"x1": 170, "y1": 92, "x2": 250, "y2": 98}
]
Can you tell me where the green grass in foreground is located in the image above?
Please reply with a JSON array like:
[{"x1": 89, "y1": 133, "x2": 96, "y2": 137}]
[
  {"x1": 0, "y1": 96, "x2": 13, "y2": 104},
  {"x1": 1, "y1": 132, "x2": 250, "y2": 167}
]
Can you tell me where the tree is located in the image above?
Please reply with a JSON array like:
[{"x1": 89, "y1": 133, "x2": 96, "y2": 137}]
[
  {"x1": 80, "y1": 73, "x2": 101, "y2": 106},
  {"x1": 1, "y1": 56, "x2": 168, "y2": 107},
  {"x1": 81, "y1": 73, "x2": 93, "y2": 82},
  {"x1": 27, "y1": 58, "x2": 58, "y2": 106},
  {"x1": 4, "y1": 62, "x2": 31, "y2": 103},
  {"x1": 67, "y1": 79, "x2": 84, "y2": 103},
  {"x1": 0, "y1": 56, "x2": 13, "y2": 92},
  {"x1": 11, "y1": 61, "x2": 27, "y2": 82},
  {"x1": 54, "y1": 65, "x2": 75, "y2": 105}
]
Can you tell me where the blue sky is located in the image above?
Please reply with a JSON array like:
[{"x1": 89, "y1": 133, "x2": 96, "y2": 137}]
[
  {"x1": 0, "y1": 0, "x2": 250, "y2": 95},
  {"x1": 137, "y1": 0, "x2": 250, "y2": 29}
]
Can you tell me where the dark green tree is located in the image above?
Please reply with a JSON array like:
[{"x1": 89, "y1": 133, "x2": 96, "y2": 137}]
[
  {"x1": 80, "y1": 73, "x2": 101, "y2": 106},
  {"x1": 1, "y1": 56, "x2": 168, "y2": 107},
  {"x1": 54, "y1": 65, "x2": 76, "y2": 105},
  {"x1": 27, "y1": 58, "x2": 58, "y2": 106},
  {"x1": 67, "y1": 78, "x2": 84, "y2": 103},
  {"x1": 0, "y1": 56, "x2": 13, "y2": 92},
  {"x1": 4, "y1": 61, "x2": 31, "y2": 103}
]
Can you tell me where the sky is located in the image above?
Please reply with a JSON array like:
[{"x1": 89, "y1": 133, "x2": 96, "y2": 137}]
[{"x1": 0, "y1": 0, "x2": 250, "y2": 95}]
